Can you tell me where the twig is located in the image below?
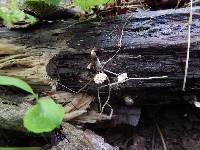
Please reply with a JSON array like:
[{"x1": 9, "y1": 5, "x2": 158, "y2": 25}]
[
  {"x1": 151, "y1": 128, "x2": 156, "y2": 150},
  {"x1": 75, "y1": 78, "x2": 94, "y2": 94},
  {"x1": 182, "y1": 0, "x2": 193, "y2": 91},
  {"x1": 103, "y1": 69, "x2": 119, "y2": 76},
  {"x1": 102, "y1": 14, "x2": 133, "y2": 68},
  {"x1": 100, "y1": 84, "x2": 111, "y2": 115},
  {"x1": 99, "y1": 77, "x2": 112, "y2": 114},
  {"x1": 97, "y1": 76, "x2": 112, "y2": 118},
  {"x1": 155, "y1": 122, "x2": 167, "y2": 150},
  {"x1": 100, "y1": 76, "x2": 168, "y2": 88},
  {"x1": 176, "y1": 0, "x2": 181, "y2": 8},
  {"x1": 97, "y1": 87, "x2": 102, "y2": 111},
  {"x1": 57, "y1": 82, "x2": 76, "y2": 93}
]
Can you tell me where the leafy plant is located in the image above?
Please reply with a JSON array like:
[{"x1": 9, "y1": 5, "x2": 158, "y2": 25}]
[
  {"x1": 23, "y1": 97, "x2": 64, "y2": 133},
  {"x1": 0, "y1": 76, "x2": 64, "y2": 133},
  {"x1": 0, "y1": 0, "x2": 37, "y2": 29},
  {"x1": 0, "y1": 76, "x2": 37, "y2": 98},
  {"x1": 74, "y1": 0, "x2": 114, "y2": 10}
]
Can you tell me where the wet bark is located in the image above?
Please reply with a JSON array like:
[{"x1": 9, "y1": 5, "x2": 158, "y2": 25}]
[{"x1": 0, "y1": 7, "x2": 200, "y2": 104}]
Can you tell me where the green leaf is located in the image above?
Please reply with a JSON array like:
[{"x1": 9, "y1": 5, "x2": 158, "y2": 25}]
[
  {"x1": 0, "y1": 0, "x2": 37, "y2": 29},
  {"x1": 23, "y1": 97, "x2": 65, "y2": 133},
  {"x1": 0, "y1": 76, "x2": 37, "y2": 98},
  {"x1": 43, "y1": 0, "x2": 62, "y2": 6},
  {"x1": 74, "y1": 0, "x2": 114, "y2": 10}
]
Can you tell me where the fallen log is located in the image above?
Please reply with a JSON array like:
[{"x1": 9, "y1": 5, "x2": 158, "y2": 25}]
[
  {"x1": 49, "y1": 125, "x2": 118, "y2": 150},
  {"x1": 1, "y1": 7, "x2": 200, "y2": 104}
]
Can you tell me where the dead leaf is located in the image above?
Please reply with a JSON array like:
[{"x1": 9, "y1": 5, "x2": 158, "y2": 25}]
[
  {"x1": 64, "y1": 93, "x2": 94, "y2": 113},
  {"x1": 75, "y1": 110, "x2": 111, "y2": 123},
  {"x1": 64, "y1": 110, "x2": 87, "y2": 121}
]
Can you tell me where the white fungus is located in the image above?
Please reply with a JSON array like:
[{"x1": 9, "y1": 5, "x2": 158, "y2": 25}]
[
  {"x1": 94, "y1": 72, "x2": 107, "y2": 84},
  {"x1": 194, "y1": 101, "x2": 200, "y2": 108},
  {"x1": 117, "y1": 73, "x2": 128, "y2": 83}
]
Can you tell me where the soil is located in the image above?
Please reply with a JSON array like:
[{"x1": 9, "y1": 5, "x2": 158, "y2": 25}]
[{"x1": 88, "y1": 104, "x2": 200, "y2": 150}]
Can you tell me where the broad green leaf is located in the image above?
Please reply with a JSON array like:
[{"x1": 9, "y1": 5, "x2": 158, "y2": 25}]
[
  {"x1": 0, "y1": 76, "x2": 37, "y2": 98},
  {"x1": 23, "y1": 97, "x2": 65, "y2": 133},
  {"x1": 74, "y1": 0, "x2": 114, "y2": 10}
]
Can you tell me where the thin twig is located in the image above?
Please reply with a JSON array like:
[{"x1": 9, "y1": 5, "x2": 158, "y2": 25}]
[
  {"x1": 151, "y1": 128, "x2": 156, "y2": 150},
  {"x1": 103, "y1": 69, "x2": 119, "y2": 76},
  {"x1": 97, "y1": 87, "x2": 102, "y2": 111},
  {"x1": 98, "y1": 77, "x2": 112, "y2": 118},
  {"x1": 100, "y1": 76, "x2": 168, "y2": 88},
  {"x1": 100, "y1": 84, "x2": 111, "y2": 115},
  {"x1": 182, "y1": 0, "x2": 193, "y2": 91},
  {"x1": 76, "y1": 78, "x2": 94, "y2": 94},
  {"x1": 155, "y1": 122, "x2": 167, "y2": 150},
  {"x1": 57, "y1": 82, "x2": 77, "y2": 93},
  {"x1": 102, "y1": 14, "x2": 133, "y2": 68}
]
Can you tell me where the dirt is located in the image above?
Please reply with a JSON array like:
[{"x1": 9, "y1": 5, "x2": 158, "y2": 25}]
[
  {"x1": 0, "y1": 99, "x2": 200, "y2": 150},
  {"x1": 88, "y1": 104, "x2": 200, "y2": 150}
]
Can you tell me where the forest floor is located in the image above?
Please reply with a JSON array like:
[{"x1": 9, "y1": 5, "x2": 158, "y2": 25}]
[{"x1": 1, "y1": 103, "x2": 200, "y2": 150}]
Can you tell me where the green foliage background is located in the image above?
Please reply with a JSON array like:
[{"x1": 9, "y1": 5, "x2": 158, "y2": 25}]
[{"x1": 74, "y1": 0, "x2": 114, "y2": 10}]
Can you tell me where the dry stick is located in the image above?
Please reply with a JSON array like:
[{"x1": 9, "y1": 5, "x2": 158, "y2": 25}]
[
  {"x1": 100, "y1": 84, "x2": 111, "y2": 115},
  {"x1": 102, "y1": 14, "x2": 133, "y2": 68},
  {"x1": 103, "y1": 69, "x2": 119, "y2": 76},
  {"x1": 98, "y1": 77, "x2": 112, "y2": 117},
  {"x1": 155, "y1": 122, "x2": 167, "y2": 150},
  {"x1": 151, "y1": 128, "x2": 156, "y2": 150},
  {"x1": 176, "y1": 0, "x2": 181, "y2": 8},
  {"x1": 75, "y1": 78, "x2": 94, "y2": 94},
  {"x1": 97, "y1": 87, "x2": 102, "y2": 111},
  {"x1": 57, "y1": 82, "x2": 77, "y2": 93},
  {"x1": 100, "y1": 76, "x2": 168, "y2": 88},
  {"x1": 182, "y1": 0, "x2": 193, "y2": 91}
]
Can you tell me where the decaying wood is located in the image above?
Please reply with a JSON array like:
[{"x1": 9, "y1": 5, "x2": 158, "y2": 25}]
[
  {"x1": 0, "y1": 91, "x2": 114, "y2": 130},
  {"x1": 1, "y1": 7, "x2": 200, "y2": 104},
  {"x1": 0, "y1": 41, "x2": 53, "y2": 91},
  {"x1": 50, "y1": 124, "x2": 118, "y2": 150},
  {"x1": 0, "y1": 95, "x2": 29, "y2": 131},
  {"x1": 0, "y1": 92, "x2": 95, "y2": 131}
]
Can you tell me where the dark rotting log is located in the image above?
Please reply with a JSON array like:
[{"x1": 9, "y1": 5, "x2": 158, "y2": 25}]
[
  {"x1": 0, "y1": 7, "x2": 200, "y2": 104},
  {"x1": 46, "y1": 7, "x2": 200, "y2": 101}
]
